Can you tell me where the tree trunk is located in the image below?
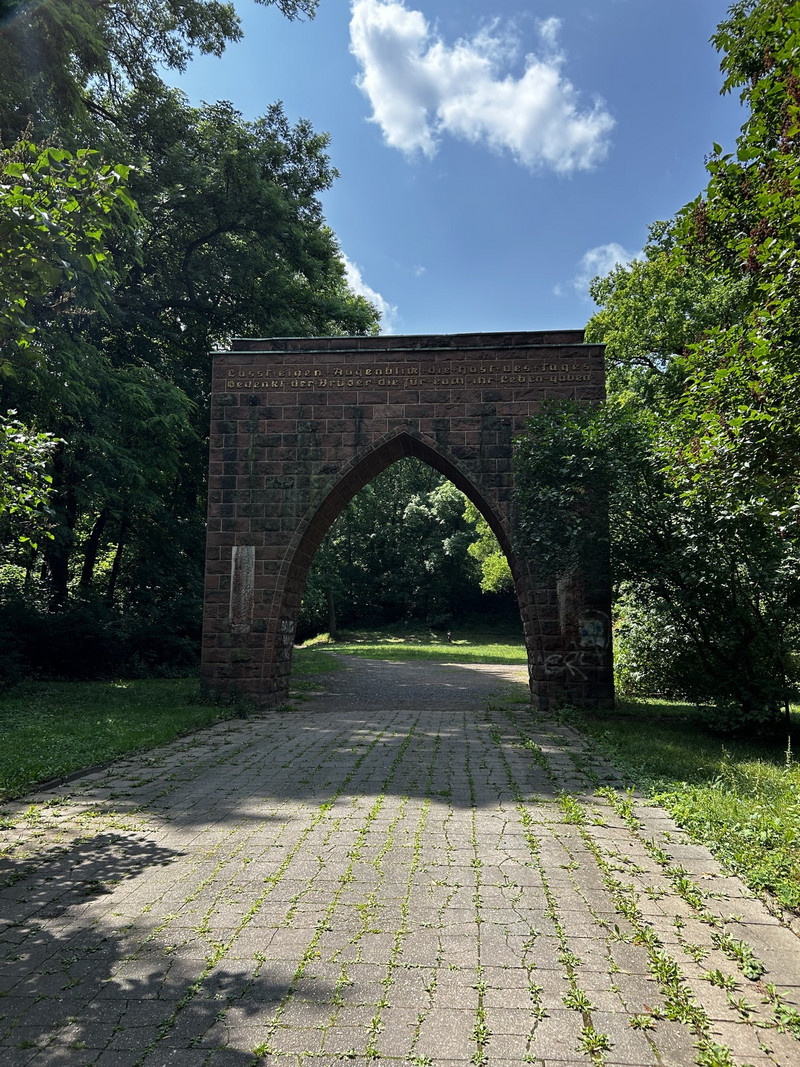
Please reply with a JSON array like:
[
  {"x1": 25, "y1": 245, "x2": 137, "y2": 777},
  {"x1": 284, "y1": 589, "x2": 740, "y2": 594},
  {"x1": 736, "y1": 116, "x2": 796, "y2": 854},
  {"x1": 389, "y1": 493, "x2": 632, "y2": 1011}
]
[
  {"x1": 327, "y1": 585, "x2": 338, "y2": 641},
  {"x1": 106, "y1": 514, "x2": 128, "y2": 605},
  {"x1": 44, "y1": 445, "x2": 77, "y2": 610},
  {"x1": 79, "y1": 507, "x2": 110, "y2": 588}
]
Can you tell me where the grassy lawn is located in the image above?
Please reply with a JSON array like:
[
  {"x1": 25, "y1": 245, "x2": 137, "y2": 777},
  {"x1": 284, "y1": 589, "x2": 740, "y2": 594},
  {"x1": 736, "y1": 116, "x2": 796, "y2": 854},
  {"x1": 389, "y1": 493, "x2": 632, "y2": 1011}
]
[
  {"x1": 0, "y1": 677, "x2": 236, "y2": 803},
  {"x1": 295, "y1": 618, "x2": 528, "y2": 666},
  {"x1": 557, "y1": 697, "x2": 800, "y2": 914}
]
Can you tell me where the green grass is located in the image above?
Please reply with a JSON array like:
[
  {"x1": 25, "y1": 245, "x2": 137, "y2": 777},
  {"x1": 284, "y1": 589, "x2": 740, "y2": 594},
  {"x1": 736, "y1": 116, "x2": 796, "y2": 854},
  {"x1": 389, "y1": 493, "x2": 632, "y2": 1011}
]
[
  {"x1": 294, "y1": 618, "x2": 527, "y2": 666},
  {"x1": 0, "y1": 677, "x2": 237, "y2": 802},
  {"x1": 557, "y1": 697, "x2": 800, "y2": 913}
]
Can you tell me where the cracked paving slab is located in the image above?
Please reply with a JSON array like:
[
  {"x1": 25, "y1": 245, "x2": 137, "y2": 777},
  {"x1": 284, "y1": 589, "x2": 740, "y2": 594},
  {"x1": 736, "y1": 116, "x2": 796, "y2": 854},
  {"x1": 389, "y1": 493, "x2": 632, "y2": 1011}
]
[{"x1": 1, "y1": 656, "x2": 799, "y2": 1066}]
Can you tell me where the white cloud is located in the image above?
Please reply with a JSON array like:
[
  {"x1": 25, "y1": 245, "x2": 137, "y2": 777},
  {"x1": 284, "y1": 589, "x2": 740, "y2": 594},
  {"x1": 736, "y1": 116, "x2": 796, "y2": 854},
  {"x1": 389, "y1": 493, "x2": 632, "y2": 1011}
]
[
  {"x1": 342, "y1": 254, "x2": 399, "y2": 333},
  {"x1": 537, "y1": 16, "x2": 561, "y2": 51},
  {"x1": 572, "y1": 242, "x2": 637, "y2": 294},
  {"x1": 349, "y1": 0, "x2": 614, "y2": 174}
]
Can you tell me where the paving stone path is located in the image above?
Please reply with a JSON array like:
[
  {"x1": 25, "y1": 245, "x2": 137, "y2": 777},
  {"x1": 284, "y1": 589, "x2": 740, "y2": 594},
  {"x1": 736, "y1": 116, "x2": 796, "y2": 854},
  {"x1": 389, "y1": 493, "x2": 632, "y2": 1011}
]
[{"x1": 1, "y1": 657, "x2": 799, "y2": 1067}]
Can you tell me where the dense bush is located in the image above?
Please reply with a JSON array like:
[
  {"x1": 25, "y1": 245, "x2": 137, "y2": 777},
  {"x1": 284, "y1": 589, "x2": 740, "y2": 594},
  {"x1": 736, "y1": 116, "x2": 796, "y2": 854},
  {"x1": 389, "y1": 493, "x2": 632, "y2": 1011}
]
[{"x1": 0, "y1": 585, "x2": 200, "y2": 686}]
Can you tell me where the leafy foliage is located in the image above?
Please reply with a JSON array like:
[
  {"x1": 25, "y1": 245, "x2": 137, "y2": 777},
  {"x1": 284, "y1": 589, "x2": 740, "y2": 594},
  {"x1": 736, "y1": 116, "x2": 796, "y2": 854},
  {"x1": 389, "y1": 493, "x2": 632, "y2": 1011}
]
[
  {"x1": 0, "y1": 412, "x2": 59, "y2": 550},
  {"x1": 0, "y1": 0, "x2": 317, "y2": 141},
  {"x1": 513, "y1": 399, "x2": 613, "y2": 583},
  {"x1": 514, "y1": 395, "x2": 798, "y2": 732},
  {"x1": 586, "y1": 220, "x2": 748, "y2": 401},
  {"x1": 299, "y1": 460, "x2": 492, "y2": 637},
  {"x1": 669, "y1": 0, "x2": 800, "y2": 532},
  {"x1": 464, "y1": 500, "x2": 513, "y2": 594},
  {"x1": 552, "y1": 0, "x2": 800, "y2": 732},
  {"x1": 0, "y1": 139, "x2": 137, "y2": 371},
  {"x1": 0, "y1": 0, "x2": 380, "y2": 679}
]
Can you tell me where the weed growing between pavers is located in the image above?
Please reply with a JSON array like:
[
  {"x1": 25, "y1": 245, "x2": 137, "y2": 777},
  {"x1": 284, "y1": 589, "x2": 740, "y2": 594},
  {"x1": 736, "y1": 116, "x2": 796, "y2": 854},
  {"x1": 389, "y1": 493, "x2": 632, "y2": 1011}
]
[
  {"x1": 500, "y1": 700, "x2": 800, "y2": 1066},
  {"x1": 129, "y1": 721, "x2": 396, "y2": 1066},
  {"x1": 465, "y1": 712, "x2": 490, "y2": 1067},
  {"x1": 252, "y1": 720, "x2": 423, "y2": 1060},
  {"x1": 554, "y1": 698, "x2": 800, "y2": 914},
  {"x1": 596, "y1": 784, "x2": 800, "y2": 1044},
  {"x1": 8, "y1": 673, "x2": 799, "y2": 1066},
  {"x1": 485, "y1": 712, "x2": 612, "y2": 1065},
  {"x1": 402, "y1": 745, "x2": 464, "y2": 1062},
  {"x1": 497, "y1": 704, "x2": 715, "y2": 1061},
  {"x1": 367, "y1": 735, "x2": 438, "y2": 1062}
]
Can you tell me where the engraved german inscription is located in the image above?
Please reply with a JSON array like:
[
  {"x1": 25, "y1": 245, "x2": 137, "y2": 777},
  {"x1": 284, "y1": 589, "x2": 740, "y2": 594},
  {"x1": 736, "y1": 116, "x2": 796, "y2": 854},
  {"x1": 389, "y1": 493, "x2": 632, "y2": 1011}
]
[{"x1": 224, "y1": 360, "x2": 593, "y2": 392}]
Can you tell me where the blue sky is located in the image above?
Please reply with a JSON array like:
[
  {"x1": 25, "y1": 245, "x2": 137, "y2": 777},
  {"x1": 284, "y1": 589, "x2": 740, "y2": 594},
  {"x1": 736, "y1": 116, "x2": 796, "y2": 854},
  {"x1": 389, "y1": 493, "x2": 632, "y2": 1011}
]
[{"x1": 170, "y1": 0, "x2": 746, "y2": 336}]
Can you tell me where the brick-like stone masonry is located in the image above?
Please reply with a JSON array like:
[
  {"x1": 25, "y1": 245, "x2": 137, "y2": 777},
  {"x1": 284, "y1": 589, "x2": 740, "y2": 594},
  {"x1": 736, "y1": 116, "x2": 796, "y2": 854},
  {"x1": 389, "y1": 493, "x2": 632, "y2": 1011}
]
[{"x1": 201, "y1": 331, "x2": 613, "y2": 708}]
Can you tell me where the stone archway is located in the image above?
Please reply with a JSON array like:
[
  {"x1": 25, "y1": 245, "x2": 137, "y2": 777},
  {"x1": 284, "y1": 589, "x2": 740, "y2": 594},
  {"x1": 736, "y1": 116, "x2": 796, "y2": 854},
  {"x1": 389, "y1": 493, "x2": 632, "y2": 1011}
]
[{"x1": 201, "y1": 331, "x2": 613, "y2": 709}]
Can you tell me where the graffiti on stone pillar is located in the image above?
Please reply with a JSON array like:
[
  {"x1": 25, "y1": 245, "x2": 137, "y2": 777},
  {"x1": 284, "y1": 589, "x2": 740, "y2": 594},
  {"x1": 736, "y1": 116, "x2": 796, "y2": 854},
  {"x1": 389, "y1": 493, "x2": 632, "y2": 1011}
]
[
  {"x1": 533, "y1": 611, "x2": 610, "y2": 681},
  {"x1": 277, "y1": 617, "x2": 296, "y2": 662},
  {"x1": 580, "y1": 610, "x2": 609, "y2": 651}
]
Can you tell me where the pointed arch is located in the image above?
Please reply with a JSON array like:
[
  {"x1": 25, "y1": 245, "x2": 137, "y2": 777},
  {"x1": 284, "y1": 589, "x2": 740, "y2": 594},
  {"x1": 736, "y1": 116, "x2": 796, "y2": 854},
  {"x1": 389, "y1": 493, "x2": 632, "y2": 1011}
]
[
  {"x1": 282, "y1": 426, "x2": 522, "y2": 599},
  {"x1": 260, "y1": 429, "x2": 528, "y2": 690}
]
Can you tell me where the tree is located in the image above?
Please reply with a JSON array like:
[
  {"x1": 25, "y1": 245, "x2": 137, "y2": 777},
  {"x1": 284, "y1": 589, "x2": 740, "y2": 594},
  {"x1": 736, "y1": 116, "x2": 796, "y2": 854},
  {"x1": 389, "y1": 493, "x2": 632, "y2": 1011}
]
[
  {"x1": 514, "y1": 398, "x2": 798, "y2": 733},
  {"x1": 464, "y1": 501, "x2": 513, "y2": 594},
  {"x1": 111, "y1": 90, "x2": 377, "y2": 349},
  {"x1": 0, "y1": 0, "x2": 380, "y2": 677},
  {"x1": 566, "y1": 0, "x2": 800, "y2": 733},
  {"x1": 0, "y1": 412, "x2": 59, "y2": 551},
  {"x1": 0, "y1": 136, "x2": 138, "y2": 562},
  {"x1": 1, "y1": 95, "x2": 378, "y2": 612},
  {"x1": 0, "y1": 0, "x2": 318, "y2": 141},
  {"x1": 586, "y1": 220, "x2": 748, "y2": 402},
  {"x1": 299, "y1": 460, "x2": 486, "y2": 637},
  {"x1": 669, "y1": 0, "x2": 800, "y2": 531},
  {"x1": 0, "y1": 138, "x2": 137, "y2": 374}
]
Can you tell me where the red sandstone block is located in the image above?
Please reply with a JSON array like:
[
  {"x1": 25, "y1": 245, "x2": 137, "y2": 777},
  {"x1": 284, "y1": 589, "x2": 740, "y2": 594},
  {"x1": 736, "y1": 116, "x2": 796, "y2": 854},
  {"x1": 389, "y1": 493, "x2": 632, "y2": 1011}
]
[
  {"x1": 417, "y1": 389, "x2": 453, "y2": 405},
  {"x1": 321, "y1": 419, "x2": 350, "y2": 434},
  {"x1": 325, "y1": 336, "x2": 357, "y2": 352},
  {"x1": 447, "y1": 417, "x2": 472, "y2": 433},
  {"x1": 368, "y1": 405, "x2": 398, "y2": 419},
  {"x1": 435, "y1": 404, "x2": 467, "y2": 419}
]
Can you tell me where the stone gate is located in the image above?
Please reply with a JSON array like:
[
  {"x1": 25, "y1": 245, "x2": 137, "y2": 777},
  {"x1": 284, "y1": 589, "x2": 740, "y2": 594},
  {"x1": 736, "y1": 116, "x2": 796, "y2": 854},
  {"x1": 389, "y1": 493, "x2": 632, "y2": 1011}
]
[{"x1": 201, "y1": 331, "x2": 613, "y2": 709}]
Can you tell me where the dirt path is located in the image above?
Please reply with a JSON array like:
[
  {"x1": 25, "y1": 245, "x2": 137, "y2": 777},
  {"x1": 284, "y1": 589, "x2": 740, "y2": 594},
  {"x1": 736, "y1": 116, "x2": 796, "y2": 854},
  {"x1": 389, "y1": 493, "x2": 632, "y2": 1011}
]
[{"x1": 0, "y1": 657, "x2": 798, "y2": 1066}]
